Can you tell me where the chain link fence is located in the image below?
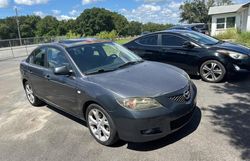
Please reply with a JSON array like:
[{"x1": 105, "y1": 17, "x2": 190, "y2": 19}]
[{"x1": 0, "y1": 36, "x2": 66, "y2": 60}]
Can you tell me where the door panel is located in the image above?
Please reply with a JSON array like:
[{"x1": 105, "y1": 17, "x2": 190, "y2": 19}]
[
  {"x1": 28, "y1": 65, "x2": 47, "y2": 98},
  {"x1": 160, "y1": 47, "x2": 202, "y2": 74},
  {"x1": 44, "y1": 47, "x2": 78, "y2": 114},
  {"x1": 160, "y1": 34, "x2": 201, "y2": 74},
  {"x1": 43, "y1": 69, "x2": 78, "y2": 114}
]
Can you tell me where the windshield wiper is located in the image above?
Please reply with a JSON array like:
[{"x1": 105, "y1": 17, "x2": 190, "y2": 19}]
[
  {"x1": 117, "y1": 60, "x2": 144, "y2": 69},
  {"x1": 85, "y1": 68, "x2": 115, "y2": 75}
]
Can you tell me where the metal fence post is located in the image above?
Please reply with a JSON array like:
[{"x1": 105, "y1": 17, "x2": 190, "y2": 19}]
[{"x1": 9, "y1": 41, "x2": 15, "y2": 58}]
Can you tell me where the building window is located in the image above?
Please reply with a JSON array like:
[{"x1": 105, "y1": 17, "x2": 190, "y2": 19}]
[
  {"x1": 216, "y1": 17, "x2": 236, "y2": 29},
  {"x1": 226, "y1": 17, "x2": 236, "y2": 28},
  {"x1": 216, "y1": 18, "x2": 225, "y2": 29}
]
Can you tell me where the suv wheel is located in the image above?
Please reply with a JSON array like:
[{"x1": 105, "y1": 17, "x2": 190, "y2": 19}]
[
  {"x1": 200, "y1": 60, "x2": 226, "y2": 83},
  {"x1": 24, "y1": 81, "x2": 44, "y2": 106},
  {"x1": 86, "y1": 104, "x2": 118, "y2": 146}
]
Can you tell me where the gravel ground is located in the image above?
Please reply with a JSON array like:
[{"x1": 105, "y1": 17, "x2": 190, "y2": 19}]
[{"x1": 0, "y1": 57, "x2": 249, "y2": 161}]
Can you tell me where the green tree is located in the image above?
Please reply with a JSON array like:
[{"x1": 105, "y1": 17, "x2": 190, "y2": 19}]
[
  {"x1": 127, "y1": 21, "x2": 142, "y2": 36},
  {"x1": 19, "y1": 15, "x2": 41, "y2": 38},
  {"x1": 0, "y1": 17, "x2": 18, "y2": 39},
  {"x1": 142, "y1": 22, "x2": 173, "y2": 32},
  {"x1": 179, "y1": 0, "x2": 233, "y2": 24},
  {"x1": 76, "y1": 8, "x2": 115, "y2": 36},
  {"x1": 112, "y1": 13, "x2": 129, "y2": 36},
  {"x1": 36, "y1": 16, "x2": 59, "y2": 36}
]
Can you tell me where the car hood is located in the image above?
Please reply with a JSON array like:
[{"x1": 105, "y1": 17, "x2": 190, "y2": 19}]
[
  {"x1": 213, "y1": 42, "x2": 250, "y2": 55},
  {"x1": 87, "y1": 61, "x2": 189, "y2": 98}
]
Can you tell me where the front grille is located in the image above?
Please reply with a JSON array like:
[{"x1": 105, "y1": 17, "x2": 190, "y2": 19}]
[
  {"x1": 169, "y1": 95, "x2": 186, "y2": 103},
  {"x1": 170, "y1": 107, "x2": 195, "y2": 130},
  {"x1": 168, "y1": 86, "x2": 191, "y2": 103}
]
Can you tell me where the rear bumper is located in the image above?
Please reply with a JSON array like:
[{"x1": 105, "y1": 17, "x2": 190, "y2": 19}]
[{"x1": 111, "y1": 82, "x2": 197, "y2": 142}]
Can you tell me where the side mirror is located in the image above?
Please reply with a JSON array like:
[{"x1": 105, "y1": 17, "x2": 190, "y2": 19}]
[
  {"x1": 53, "y1": 66, "x2": 72, "y2": 75},
  {"x1": 182, "y1": 41, "x2": 195, "y2": 48}
]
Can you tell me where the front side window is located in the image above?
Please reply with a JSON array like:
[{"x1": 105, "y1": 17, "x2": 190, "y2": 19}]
[
  {"x1": 138, "y1": 35, "x2": 158, "y2": 45},
  {"x1": 216, "y1": 18, "x2": 225, "y2": 29},
  {"x1": 47, "y1": 47, "x2": 70, "y2": 68},
  {"x1": 162, "y1": 34, "x2": 186, "y2": 46},
  {"x1": 30, "y1": 48, "x2": 46, "y2": 67},
  {"x1": 216, "y1": 17, "x2": 236, "y2": 29},
  {"x1": 67, "y1": 42, "x2": 142, "y2": 74},
  {"x1": 226, "y1": 17, "x2": 236, "y2": 28}
]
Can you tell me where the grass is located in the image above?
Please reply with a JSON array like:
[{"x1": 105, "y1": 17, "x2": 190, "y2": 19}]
[{"x1": 215, "y1": 29, "x2": 250, "y2": 47}]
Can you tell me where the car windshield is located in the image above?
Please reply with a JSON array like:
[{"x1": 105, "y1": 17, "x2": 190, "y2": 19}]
[
  {"x1": 66, "y1": 42, "x2": 143, "y2": 75},
  {"x1": 180, "y1": 32, "x2": 219, "y2": 45}
]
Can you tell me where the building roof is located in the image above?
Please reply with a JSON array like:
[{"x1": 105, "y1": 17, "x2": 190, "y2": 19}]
[{"x1": 208, "y1": 3, "x2": 250, "y2": 15}]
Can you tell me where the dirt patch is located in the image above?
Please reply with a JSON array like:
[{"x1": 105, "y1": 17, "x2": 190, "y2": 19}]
[{"x1": 0, "y1": 102, "x2": 51, "y2": 140}]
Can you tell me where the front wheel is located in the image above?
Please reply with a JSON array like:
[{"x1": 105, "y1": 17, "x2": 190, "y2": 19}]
[
  {"x1": 86, "y1": 104, "x2": 119, "y2": 146},
  {"x1": 200, "y1": 60, "x2": 226, "y2": 83}
]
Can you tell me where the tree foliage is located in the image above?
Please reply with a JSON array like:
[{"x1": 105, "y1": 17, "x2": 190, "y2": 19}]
[
  {"x1": 179, "y1": 0, "x2": 233, "y2": 24},
  {"x1": 0, "y1": 7, "x2": 175, "y2": 39},
  {"x1": 142, "y1": 22, "x2": 173, "y2": 32}
]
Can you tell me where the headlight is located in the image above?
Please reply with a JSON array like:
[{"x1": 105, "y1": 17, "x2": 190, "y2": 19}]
[
  {"x1": 116, "y1": 97, "x2": 162, "y2": 110},
  {"x1": 217, "y1": 50, "x2": 248, "y2": 59}
]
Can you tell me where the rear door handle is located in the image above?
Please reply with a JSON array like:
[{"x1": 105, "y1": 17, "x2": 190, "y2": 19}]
[
  {"x1": 44, "y1": 74, "x2": 51, "y2": 80},
  {"x1": 28, "y1": 70, "x2": 33, "y2": 74}
]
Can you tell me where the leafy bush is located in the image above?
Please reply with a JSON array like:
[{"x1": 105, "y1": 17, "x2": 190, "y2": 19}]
[
  {"x1": 215, "y1": 29, "x2": 238, "y2": 40},
  {"x1": 96, "y1": 30, "x2": 118, "y2": 40},
  {"x1": 66, "y1": 30, "x2": 81, "y2": 39},
  {"x1": 236, "y1": 32, "x2": 250, "y2": 47}
]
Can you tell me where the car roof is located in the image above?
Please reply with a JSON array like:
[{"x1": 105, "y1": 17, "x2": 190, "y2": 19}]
[{"x1": 41, "y1": 38, "x2": 112, "y2": 48}]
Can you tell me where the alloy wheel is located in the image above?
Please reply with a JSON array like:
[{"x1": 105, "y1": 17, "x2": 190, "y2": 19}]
[
  {"x1": 201, "y1": 62, "x2": 224, "y2": 82},
  {"x1": 88, "y1": 108, "x2": 111, "y2": 142},
  {"x1": 25, "y1": 84, "x2": 35, "y2": 104}
]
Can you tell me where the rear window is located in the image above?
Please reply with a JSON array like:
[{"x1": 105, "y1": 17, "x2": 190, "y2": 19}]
[{"x1": 137, "y1": 35, "x2": 158, "y2": 45}]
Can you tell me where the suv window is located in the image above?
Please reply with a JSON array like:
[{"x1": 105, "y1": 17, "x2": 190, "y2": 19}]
[
  {"x1": 30, "y1": 48, "x2": 46, "y2": 67},
  {"x1": 162, "y1": 34, "x2": 186, "y2": 46},
  {"x1": 138, "y1": 35, "x2": 158, "y2": 45},
  {"x1": 47, "y1": 47, "x2": 70, "y2": 68}
]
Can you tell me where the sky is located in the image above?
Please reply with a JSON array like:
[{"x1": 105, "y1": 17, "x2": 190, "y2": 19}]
[{"x1": 0, "y1": 0, "x2": 249, "y2": 24}]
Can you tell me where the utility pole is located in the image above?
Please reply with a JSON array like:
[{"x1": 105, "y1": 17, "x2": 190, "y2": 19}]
[{"x1": 14, "y1": 7, "x2": 22, "y2": 45}]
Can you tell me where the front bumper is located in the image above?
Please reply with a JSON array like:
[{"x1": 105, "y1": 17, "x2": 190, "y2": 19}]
[
  {"x1": 111, "y1": 82, "x2": 197, "y2": 142},
  {"x1": 228, "y1": 57, "x2": 250, "y2": 72}
]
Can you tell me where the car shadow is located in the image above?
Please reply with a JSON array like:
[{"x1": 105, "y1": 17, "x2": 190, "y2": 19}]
[
  {"x1": 205, "y1": 72, "x2": 250, "y2": 160},
  {"x1": 44, "y1": 104, "x2": 201, "y2": 151},
  {"x1": 123, "y1": 107, "x2": 202, "y2": 151},
  {"x1": 46, "y1": 105, "x2": 87, "y2": 127}
]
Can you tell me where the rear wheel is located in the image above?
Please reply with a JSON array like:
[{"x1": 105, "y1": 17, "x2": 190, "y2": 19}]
[
  {"x1": 24, "y1": 81, "x2": 44, "y2": 106},
  {"x1": 200, "y1": 60, "x2": 226, "y2": 83},
  {"x1": 86, "y1": 104, "x2": 119, "y2": 146}
]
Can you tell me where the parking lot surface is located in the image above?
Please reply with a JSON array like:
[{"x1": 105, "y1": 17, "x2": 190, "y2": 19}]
[{"x1": 0, "y1": 57, "x2": 249, "y2": 161}]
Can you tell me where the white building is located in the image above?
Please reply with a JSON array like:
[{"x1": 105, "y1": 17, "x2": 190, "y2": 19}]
[{"x1": 208, "y1": 2, "x2": 250, "y2": 36}]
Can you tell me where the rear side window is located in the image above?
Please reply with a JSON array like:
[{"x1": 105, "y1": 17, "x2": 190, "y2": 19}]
[
  {"x1": 137, "y1": 35, "x2": 158, "y2": 45},
  {"x1": 162, "y1": 34, "x2": 186, "y2": 46},
  {"x1": 30, "y1": 48, "x2": 46, "y2": 67}
]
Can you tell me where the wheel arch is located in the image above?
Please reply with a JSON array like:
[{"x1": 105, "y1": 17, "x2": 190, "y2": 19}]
[
  {"x1": 82, "y1": 100, "x2": 102, "y2": 120},
  {"x1": 198, "y1": 57, "x2": 227, "y2": 74}
]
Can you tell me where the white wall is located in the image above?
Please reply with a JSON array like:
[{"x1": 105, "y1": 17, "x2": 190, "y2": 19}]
[
  {"x1": 210, "y1": 6, "x2": 250, "y2": 36},
  {"x1": 247, "y1": 6, "x2": 250, "y2": 31},
  {"x1": 211, "y1": 13, "x2": 240, "y2": 36}
]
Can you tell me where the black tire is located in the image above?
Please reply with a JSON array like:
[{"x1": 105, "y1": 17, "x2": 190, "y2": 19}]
[
  {"x1": 86, "y1": 104, "x2": 119, "y2": 146},
  {"x1": 24, "y1": 81, "x2": 44, "y2": 106},
  {"x1": 200, "y1": 60, "x2": 226, "y2": 83}
]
